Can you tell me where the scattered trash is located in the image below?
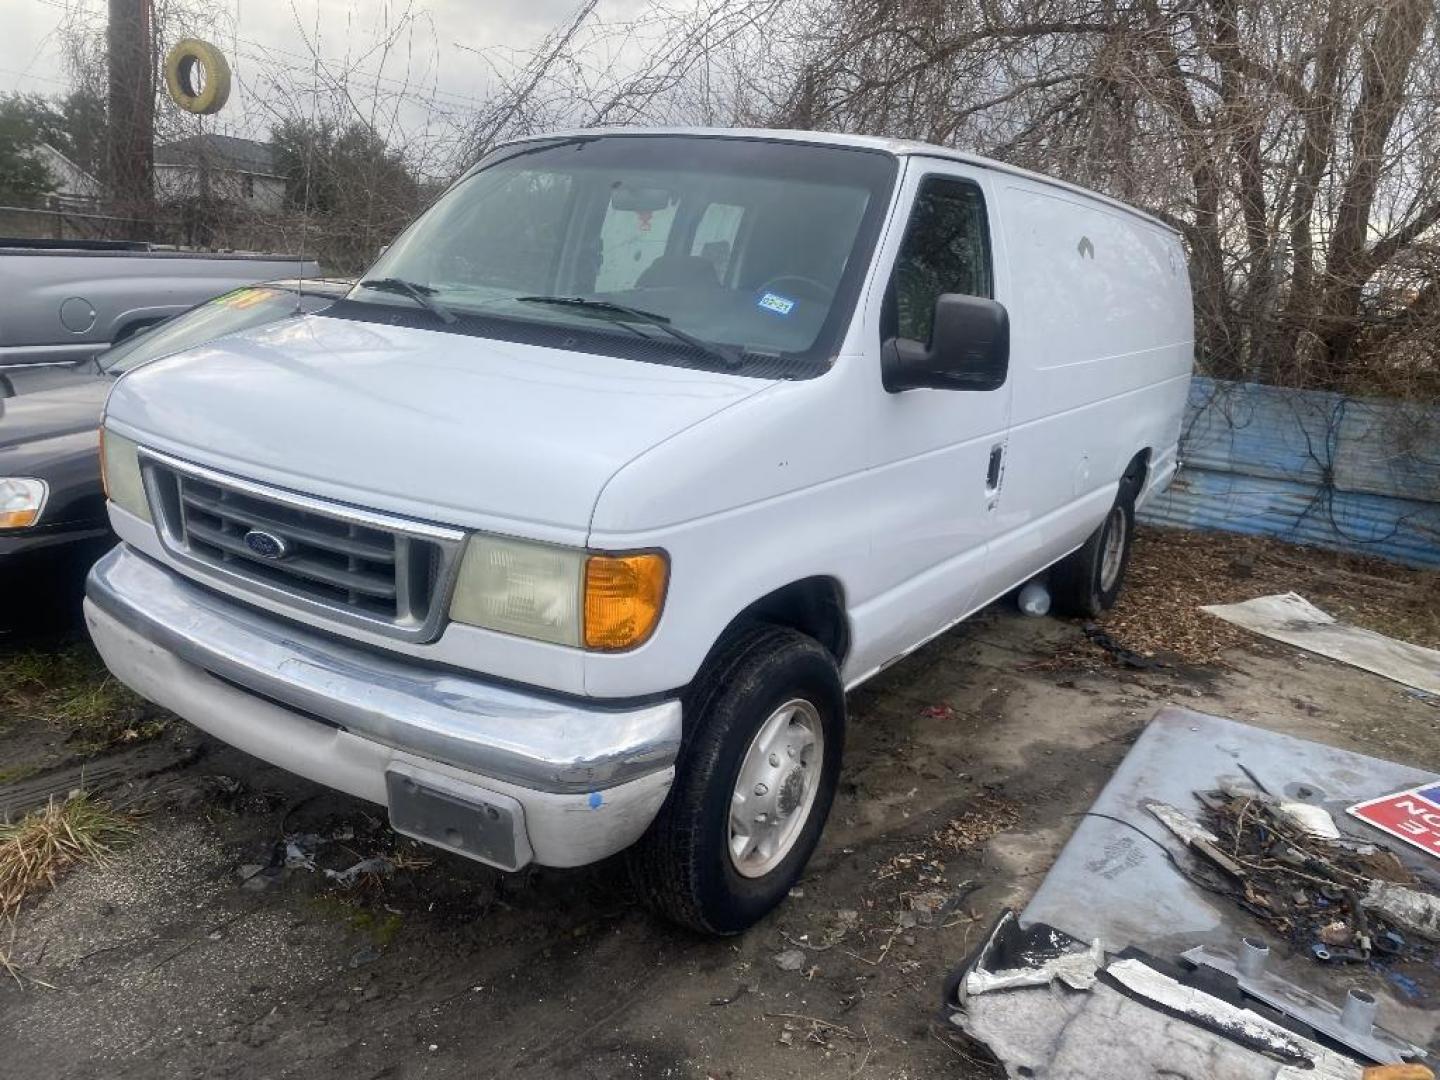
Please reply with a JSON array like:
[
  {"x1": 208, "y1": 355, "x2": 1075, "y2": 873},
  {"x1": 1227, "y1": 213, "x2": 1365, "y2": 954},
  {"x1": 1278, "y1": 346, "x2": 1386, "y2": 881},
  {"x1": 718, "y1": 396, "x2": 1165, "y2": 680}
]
[
  {"x1": 961, "y1": 911, "x2": 1102, "y2": 996},
  {"x1": 1186, "y1": 787, "x2": 1440, "y2": 966},
  {"x1": 1082, "y1": 622, "x2": 1160, "y2": 668},
  {"x1": 325, "y1": 857, "x2": 398, "y2": 887},
  {"x1": 1201, "y1": 593, "x2": 1440, "y2": 696},
  {"x1": 1144, "y1": 798, "x2": 1245, "y2": 877},
  {"x1": 773, "y1": 949, "x2": 807, "y2": 972},
  {"x1": 1362, "y1": 881, "x2": 1440, "y2": 942},
  {"x1": 283, "y1": 834, "x2": 322, "y2": 870},
  {"x1": 1018, "y1": 580, "x2": 1051, "y2": 617},
  {"x1": 347, "y1": 944, "x2": 382, "y2": 968},
  {"x1": 708, "y1": 982, "x2": 755, "y2": 1007},
  {"x1": 1277, "y1": 801, "x2": 1343, "y2": 841}
]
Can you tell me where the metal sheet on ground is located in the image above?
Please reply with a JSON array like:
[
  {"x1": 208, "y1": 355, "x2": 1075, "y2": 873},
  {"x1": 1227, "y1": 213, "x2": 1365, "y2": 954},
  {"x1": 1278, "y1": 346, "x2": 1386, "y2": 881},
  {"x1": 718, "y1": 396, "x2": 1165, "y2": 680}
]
[
  {"x1": 1201, "y1": 592, "x2": 1440, "y2": 695},
  {"x1": 1022, "y1": 706, "x2": 1440, "y2": 1048}
]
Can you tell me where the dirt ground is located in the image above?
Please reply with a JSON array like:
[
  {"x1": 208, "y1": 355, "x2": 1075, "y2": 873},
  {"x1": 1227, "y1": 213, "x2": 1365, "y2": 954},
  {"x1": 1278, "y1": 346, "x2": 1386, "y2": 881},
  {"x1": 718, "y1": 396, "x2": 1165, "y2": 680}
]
[{"x1": 2, "y1": 526, "x2": 1438, "y2": 1080}]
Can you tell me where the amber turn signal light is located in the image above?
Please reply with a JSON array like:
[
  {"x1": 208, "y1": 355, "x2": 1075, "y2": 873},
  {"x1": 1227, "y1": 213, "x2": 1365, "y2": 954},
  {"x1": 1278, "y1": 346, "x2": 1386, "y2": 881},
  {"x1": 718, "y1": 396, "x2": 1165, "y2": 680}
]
[{"x1": 584, "y1": 552, "x2": 668, "y2": 651}]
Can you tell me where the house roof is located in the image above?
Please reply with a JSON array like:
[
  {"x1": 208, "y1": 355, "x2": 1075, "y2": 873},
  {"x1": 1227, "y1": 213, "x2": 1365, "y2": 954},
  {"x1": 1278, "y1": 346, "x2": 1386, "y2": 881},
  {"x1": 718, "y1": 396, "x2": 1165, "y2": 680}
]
[
  {"x1": 155, "y1": 134, "x2": 279, "y2": 176},
  {"x1": 31, "y1": 142, "x2": 101, "y2": 196}
]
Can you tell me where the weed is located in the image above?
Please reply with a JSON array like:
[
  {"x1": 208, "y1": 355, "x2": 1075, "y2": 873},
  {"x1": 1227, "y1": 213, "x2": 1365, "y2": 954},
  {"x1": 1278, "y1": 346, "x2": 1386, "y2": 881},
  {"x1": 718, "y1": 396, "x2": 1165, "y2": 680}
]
[
  {"x1": 0, "y1": 644, "x2": 165, "y2": 751},
  {"x1": 0, "y1": 793, "x2": 138, "y2": 919}
]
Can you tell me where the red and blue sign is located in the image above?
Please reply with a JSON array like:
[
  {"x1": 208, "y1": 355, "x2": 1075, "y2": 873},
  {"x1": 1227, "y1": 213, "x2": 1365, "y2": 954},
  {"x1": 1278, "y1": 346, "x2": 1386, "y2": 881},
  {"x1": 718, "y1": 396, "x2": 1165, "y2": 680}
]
[{"x1": 1348, "y1": 785, "x2": 1440, "y2": 860}]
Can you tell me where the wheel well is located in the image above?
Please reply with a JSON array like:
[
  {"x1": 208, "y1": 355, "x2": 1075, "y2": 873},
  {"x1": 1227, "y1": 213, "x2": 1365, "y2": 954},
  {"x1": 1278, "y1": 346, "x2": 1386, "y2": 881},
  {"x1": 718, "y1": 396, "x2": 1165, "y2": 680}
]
[
  {"x1": 714, "y1": 577, "x2": 849, "y2": 668},
  {"x1": 1123, "y1": 448, "x2": 1151, "y2": 496}
]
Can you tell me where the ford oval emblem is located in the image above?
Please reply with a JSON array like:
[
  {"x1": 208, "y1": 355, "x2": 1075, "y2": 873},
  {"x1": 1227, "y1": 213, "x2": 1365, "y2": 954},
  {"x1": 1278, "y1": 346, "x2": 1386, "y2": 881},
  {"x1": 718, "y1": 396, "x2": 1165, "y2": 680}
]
[{"x1": 243, "y1": 529, "x2": 290, "y2": 560}]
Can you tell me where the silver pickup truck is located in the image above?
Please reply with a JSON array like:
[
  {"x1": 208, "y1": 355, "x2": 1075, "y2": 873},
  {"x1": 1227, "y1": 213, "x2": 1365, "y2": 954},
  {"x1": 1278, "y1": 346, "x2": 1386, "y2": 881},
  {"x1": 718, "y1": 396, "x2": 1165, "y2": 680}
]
[{"x1": 0, "y1": 239, "x2": 321, "y2": 373}]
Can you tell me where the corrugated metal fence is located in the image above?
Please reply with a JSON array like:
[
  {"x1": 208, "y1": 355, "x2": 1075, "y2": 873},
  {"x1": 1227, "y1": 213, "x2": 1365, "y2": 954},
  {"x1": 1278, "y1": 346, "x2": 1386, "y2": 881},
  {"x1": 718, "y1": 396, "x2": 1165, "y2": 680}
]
[{"x1": 1139, "y1": 377, "x2": 1440, "y2": 567}]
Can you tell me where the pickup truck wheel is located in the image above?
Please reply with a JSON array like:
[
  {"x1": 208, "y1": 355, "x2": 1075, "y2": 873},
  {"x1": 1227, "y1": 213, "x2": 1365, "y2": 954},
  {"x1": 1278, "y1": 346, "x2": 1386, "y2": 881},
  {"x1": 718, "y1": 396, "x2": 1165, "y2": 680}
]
[
  {"x1": 628, "y1": 625, "x2": 844, "y2": 935},
  {"x1": 1050, "y1": 489, "x2": 1136, "y2": 618}
]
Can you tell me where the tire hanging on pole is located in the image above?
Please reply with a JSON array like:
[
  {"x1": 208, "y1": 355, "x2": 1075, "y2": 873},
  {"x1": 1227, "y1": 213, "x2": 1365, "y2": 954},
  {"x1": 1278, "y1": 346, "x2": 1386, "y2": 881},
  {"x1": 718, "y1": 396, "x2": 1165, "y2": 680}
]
[{"x1": 163, "y1": 38, "x2": 232, "y2": 115}]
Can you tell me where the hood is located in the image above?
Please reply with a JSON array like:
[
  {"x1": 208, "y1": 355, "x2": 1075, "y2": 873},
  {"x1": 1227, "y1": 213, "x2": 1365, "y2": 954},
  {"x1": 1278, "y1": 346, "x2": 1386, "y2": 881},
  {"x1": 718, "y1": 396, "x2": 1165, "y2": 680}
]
[
  {"x1": 104, "y1": 313, "x2": 775, "y2": 535},
  {"x1": 0, "y1": 377, "x2": 110, "y2": 450}
]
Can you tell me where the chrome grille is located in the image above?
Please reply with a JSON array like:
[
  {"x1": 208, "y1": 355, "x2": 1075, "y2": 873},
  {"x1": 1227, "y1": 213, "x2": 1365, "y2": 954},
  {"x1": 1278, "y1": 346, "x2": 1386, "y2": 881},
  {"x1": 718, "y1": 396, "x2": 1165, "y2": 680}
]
[{"x1": 140, "y1": 451, "x2": 466, "y2": 642}]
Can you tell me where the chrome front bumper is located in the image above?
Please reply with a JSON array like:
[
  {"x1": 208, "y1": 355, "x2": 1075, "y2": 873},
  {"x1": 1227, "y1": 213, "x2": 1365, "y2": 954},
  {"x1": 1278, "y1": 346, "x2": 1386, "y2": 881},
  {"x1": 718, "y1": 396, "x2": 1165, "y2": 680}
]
[{"x1": 85, "y1": 545, "x2": 681, "y2": 869}]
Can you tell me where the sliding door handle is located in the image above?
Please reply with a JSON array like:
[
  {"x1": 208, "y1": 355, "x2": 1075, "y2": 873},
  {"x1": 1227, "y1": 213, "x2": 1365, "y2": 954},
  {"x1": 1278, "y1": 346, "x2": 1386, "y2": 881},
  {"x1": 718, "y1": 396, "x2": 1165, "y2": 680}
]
[{"x1": 986, "y1": 443, "x2": 1005, "y2": 491}]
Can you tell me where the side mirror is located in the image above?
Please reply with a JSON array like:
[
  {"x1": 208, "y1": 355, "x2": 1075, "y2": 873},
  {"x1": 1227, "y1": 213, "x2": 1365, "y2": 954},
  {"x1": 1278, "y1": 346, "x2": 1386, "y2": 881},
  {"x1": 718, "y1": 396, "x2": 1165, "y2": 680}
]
[{"x1": 882, "y1": 294, "x2": 1009, "y2": 393}]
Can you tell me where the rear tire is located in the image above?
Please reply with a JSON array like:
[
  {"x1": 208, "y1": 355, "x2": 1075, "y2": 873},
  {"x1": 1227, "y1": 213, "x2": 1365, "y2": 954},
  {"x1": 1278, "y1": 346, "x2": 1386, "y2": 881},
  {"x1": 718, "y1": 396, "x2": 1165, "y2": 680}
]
[
  {"x1": 627, "y1": 625, "x2": 845, "y2": 935},
  {"x1": 1051, "y1": 485, "x2": 1137, "y2": 618}
]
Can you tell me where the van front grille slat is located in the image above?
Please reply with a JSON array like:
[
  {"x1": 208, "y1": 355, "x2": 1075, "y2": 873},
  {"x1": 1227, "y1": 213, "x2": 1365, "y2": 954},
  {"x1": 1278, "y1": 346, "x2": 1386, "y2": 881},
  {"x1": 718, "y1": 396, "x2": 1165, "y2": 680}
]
[
  {"x1": 178, "y1": 487, "x2": 398, "y2": 562},
  {"x1": 141, "y1": 457, "x2": 462, "y2": 639}
]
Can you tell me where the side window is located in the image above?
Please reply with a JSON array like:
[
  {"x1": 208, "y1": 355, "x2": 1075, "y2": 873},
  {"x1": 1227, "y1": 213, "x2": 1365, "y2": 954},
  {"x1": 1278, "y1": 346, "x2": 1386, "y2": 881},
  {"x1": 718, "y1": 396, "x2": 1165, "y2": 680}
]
[{"x1": 889, "y1": 176, "x2": 992, "y2": 343}]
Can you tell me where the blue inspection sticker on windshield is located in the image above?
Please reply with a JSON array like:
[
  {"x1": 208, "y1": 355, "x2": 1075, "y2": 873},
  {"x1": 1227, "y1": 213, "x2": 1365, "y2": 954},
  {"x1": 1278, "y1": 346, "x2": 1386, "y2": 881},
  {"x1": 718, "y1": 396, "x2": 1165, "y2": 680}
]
[{"x1": 757, "y1": 291, "x2": 796, "y2": 317}]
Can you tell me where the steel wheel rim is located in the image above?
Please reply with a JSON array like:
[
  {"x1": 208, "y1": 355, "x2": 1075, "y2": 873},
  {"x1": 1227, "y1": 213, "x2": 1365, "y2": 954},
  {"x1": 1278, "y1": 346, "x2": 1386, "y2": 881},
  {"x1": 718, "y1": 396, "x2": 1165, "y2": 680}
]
[
  {"x1": 728, "y1": 698, "x2": 825, "y2": 879},
  {"x1": 1099, "y1": 505, "x2": 1128, "y2": 592}
]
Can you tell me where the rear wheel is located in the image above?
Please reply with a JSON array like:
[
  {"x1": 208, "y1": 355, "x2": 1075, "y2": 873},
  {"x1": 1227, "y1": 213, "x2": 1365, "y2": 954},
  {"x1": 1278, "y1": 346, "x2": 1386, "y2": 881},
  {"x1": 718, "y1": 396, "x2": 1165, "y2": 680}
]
[
  {"x1": 1051, "y1": 486, "x2": 1137, "y2": 617},
  {"x1": 627, "y1": 625, "x2": 845, "y2": 935}
]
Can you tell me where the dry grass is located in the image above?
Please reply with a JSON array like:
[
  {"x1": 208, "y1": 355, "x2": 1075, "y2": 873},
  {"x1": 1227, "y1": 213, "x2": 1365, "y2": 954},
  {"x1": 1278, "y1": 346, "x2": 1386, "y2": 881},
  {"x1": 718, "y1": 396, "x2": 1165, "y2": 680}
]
[
  {"x1": 0, "y1": 793, "x2": 138, "y2": 920},
  {"x1": 1095, "y1": 527, "x2": 1440, "y2": 666}
]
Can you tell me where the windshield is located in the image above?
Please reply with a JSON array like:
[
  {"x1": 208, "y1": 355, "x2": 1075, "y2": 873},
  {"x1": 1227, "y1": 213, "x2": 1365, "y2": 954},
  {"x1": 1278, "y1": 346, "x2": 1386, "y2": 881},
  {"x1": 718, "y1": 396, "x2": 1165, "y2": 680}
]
[
  {"x1": 340, "y1": 136, "x2": 898, "y2": 376},
  {"x1": 99, "y1": 286, "x2": 312, "y2": 374}
]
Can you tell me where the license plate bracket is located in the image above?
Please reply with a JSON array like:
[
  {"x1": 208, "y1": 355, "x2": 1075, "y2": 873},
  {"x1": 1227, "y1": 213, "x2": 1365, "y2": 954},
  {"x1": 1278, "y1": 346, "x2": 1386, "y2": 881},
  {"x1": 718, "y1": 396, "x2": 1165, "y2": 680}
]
[{"x1": 385, "y1": 763, "x2": 533, "y2": 871}]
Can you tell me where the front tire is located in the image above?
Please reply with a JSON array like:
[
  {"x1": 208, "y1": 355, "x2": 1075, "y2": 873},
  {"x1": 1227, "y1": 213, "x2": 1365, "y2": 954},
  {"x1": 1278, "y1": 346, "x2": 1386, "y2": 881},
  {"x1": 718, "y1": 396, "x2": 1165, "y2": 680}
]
[{"x1": 627, "y1": 625, "x2": 845, "y2": 935}]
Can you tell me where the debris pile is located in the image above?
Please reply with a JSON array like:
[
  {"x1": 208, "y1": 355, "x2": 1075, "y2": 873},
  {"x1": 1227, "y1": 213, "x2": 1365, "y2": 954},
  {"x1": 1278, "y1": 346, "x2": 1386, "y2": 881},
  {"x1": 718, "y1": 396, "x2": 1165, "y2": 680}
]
[{"x1": 1179, "y1": 790, "x2": 1440, "y2": 968}]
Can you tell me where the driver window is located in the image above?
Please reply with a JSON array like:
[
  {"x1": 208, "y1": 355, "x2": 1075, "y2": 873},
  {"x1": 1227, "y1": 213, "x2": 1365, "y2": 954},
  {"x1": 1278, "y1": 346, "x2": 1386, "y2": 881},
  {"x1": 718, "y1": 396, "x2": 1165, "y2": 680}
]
[{"x1": 889, "y1": 177, "x2": 992, "y2": 343}]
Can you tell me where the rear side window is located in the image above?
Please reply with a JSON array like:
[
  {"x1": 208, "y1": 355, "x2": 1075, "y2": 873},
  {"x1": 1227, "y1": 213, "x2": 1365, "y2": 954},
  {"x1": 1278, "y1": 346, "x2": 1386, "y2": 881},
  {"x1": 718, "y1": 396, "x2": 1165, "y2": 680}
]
[{"x1": 888, "y1": 176, "x2": 992, "y2": 343}]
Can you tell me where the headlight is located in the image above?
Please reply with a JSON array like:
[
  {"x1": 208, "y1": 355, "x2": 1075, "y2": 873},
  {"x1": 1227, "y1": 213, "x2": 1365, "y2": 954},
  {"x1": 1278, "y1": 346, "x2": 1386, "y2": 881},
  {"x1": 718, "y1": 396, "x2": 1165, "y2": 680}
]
[
  {"x1": 449, "y1": 536, "x2": 667, "y2": 651},
  {"x1": 450, "y1": 535, "x2": 585, "y2": 646},
  {"x1": 99, "y1": 428, "x2": 151, "y2": 523},
  {"x1": 0, "y1": 477, "x2": 47, "y2": 528}
]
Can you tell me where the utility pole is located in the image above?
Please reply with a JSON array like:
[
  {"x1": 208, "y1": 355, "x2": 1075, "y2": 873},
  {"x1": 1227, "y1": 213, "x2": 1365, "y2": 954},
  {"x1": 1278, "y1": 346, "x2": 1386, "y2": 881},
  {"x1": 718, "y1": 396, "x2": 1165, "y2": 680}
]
[{"x1": 107, "y1": 0, "x2": 154, "y2": 223}]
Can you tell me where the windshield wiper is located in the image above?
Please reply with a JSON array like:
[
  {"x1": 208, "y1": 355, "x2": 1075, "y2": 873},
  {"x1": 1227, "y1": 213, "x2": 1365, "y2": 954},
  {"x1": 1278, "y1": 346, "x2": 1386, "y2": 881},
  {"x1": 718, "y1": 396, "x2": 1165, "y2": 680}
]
[
  {"x1": 515, "y1": 295, "x2": 741, "y2": 370},
  {"x1": 357, "y1": 277, "x2": 458, "y2": 325}
]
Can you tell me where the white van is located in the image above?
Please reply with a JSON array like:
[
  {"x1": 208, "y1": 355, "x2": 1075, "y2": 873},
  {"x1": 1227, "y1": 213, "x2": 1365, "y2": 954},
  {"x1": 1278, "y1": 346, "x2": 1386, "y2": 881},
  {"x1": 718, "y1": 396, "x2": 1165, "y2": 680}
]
[{"x1": 86, "y1": 129, "x2": 1192, "y2": 934}]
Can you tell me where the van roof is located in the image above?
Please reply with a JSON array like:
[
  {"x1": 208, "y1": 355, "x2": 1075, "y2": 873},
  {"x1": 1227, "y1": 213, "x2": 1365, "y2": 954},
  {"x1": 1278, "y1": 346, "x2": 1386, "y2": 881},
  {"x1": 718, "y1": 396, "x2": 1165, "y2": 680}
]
[{"x1": 499, "y1": 126, "x2": 1178, "y2": 235}]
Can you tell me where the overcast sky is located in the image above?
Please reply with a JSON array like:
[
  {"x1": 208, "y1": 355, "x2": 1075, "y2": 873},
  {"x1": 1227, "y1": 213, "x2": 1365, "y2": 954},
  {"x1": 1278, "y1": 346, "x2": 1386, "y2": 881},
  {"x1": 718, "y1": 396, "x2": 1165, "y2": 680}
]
[{"x1": 0, "y1": 0, "x2": 635, "y2": 159}]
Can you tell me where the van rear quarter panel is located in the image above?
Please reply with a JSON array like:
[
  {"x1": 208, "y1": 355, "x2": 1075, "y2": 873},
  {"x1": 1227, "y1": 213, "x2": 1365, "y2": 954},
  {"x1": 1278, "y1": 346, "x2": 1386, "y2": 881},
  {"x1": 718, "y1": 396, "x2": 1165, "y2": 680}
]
[{"x1": 986, "y1": 179, "x2": 1193, "y2": 589}]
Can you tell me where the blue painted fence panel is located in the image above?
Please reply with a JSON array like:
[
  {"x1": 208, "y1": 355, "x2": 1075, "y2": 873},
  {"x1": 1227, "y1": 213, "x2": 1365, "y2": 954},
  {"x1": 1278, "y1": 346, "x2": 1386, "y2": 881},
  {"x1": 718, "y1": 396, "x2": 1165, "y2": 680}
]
[{"x1": 1139, "y1": 377, "x2": 1440, "y2": 567}]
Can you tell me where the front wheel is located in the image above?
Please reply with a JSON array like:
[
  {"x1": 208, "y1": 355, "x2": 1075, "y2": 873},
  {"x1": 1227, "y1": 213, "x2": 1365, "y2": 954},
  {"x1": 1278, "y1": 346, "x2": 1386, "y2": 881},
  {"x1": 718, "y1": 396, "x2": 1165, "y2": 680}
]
[
  {"x1": 627, "y1": 625, "x2": 845, "y2": 935},
  {"x1": 1050, "y1": 491, "x2": 1136, "y2": 617}
]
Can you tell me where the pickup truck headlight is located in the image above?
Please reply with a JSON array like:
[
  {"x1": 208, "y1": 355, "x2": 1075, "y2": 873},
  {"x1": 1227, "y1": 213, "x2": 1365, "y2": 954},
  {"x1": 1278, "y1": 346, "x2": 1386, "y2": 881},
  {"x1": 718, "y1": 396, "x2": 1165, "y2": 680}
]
[
  {"x1": 99, "y1": 429, "x2": 152, "y2": 523},
  {"x1": 0, "y1": 477, "x2": 47, "y2": 528},
  {"x1": 449, "y1": 536, "x2": 667, "y2": 651}
]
